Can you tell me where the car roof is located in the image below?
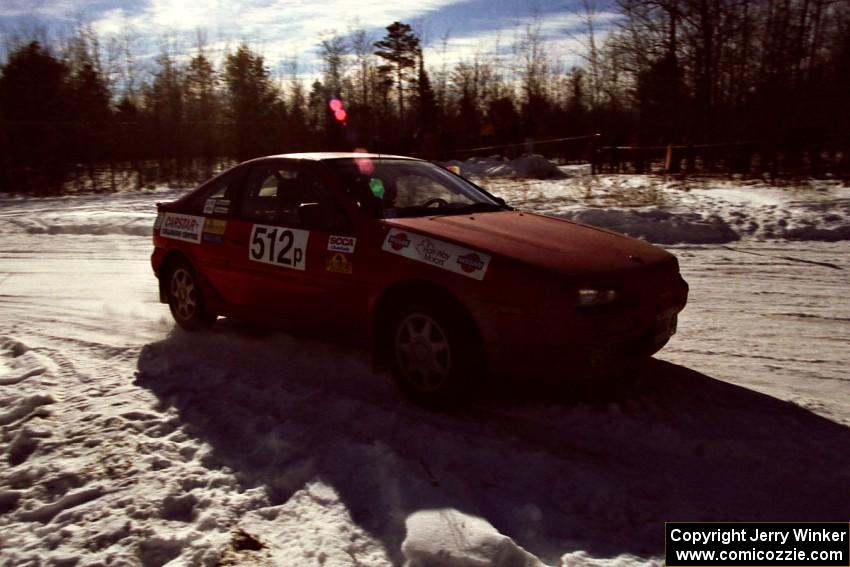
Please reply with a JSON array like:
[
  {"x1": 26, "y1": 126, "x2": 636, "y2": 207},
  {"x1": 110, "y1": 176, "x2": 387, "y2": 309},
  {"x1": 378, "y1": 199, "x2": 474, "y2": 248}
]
[{"x1": 249, "y1": 152, "x2": 424, "y2": 162}]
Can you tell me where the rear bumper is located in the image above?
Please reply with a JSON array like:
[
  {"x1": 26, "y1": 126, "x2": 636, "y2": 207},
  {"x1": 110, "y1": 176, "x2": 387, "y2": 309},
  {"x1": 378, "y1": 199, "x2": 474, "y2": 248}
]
[{"x1": 151, "y1": 247, "x2": 165, "y2": 278}]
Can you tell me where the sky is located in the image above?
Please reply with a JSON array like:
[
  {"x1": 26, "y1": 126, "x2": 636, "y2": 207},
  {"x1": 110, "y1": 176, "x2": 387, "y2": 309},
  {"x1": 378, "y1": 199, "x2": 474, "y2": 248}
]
[{"x1": 0, "y1": 0, "x2": 619, "y2": 79}]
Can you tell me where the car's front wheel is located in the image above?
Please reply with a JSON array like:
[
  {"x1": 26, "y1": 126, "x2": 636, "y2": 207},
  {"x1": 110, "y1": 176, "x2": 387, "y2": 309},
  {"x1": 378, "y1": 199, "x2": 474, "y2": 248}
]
[
  {"x1": 167, "y1": 261, "x2": 216, "y2": 331},
  {"x1": 388, "y1": 300, "x2": 481, "y2": 405}
]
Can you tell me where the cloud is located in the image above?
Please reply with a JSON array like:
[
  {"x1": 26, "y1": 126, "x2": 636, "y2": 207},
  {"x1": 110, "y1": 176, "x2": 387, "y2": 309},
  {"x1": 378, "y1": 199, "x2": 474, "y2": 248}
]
[
  {"x1": 2, "y1": 0, "x2": 619, "y2": 85},
  {"x1": 423, "y1": 10, "x2": 620, "y2": 69},
  {"x1": 90, "y1": 0, "x2": 465, "y2": 41},
  {"x1": 80, "y1": 0, "x2": 472, "y2": 72}
]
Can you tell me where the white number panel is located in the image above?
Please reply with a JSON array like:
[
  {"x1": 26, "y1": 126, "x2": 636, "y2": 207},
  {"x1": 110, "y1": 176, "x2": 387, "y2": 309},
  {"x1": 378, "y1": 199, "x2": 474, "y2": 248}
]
[{"x1": 249, "y1": 224, "x2": 309, "y2": 271}]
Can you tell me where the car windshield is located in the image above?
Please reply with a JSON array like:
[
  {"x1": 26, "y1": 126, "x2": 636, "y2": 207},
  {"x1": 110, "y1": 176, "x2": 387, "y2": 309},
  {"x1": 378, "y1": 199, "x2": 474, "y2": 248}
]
[{"x1": 330, "y1": 157, "x2": 504, "y2": 218}]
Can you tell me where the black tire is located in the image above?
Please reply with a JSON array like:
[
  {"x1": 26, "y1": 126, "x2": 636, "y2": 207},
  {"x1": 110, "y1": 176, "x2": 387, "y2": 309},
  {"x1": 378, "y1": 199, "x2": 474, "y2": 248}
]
[
  {"x1": 166, "y1": 261, "x2": 216, "y2": 331},
  {"x1": 387, "y1": 299, "x2": 482, "y2": 406}
]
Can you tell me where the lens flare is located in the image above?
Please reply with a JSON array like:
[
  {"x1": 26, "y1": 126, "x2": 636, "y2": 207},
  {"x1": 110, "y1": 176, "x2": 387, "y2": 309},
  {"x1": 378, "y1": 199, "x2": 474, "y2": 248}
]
[
  {"x1": 329, "y1": 98, "x2": 342, "y2": 112},
  {"x1": 354, "y1": 147, "x2": 374, "y2": 175},
  {"x1": 334, "y1": 109, "x2": 347, "y2": 122}
]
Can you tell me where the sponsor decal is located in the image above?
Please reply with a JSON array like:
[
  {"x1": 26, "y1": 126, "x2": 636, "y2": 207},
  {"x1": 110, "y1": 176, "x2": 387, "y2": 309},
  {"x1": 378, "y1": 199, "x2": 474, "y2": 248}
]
[
  {"x1": 381, "y1": 229, "x2": 492, "y2": 281},
  {"x1": 213, "y1": 199, "x2": 231, "y2": 215},
  {"x1": 328, "y1": 235, "x2": 357, "y2": 254},
  {"x1": 248, "y1": 224, "x2": 309, "y2": 271},
  {"x1": 204, "y1": 198, "x2": 231, "y2": 215},
  {"x1": 326, "y1": 253, "x2": 352, "y2": 274},
  {"x1": 387, "y1": 232, "x2": 411, "y2": 251},
  {"x1": 202, "y1": 219, "x2": 227, "y2": 244},
  {"x1": 203, "y1": 218, "x2": 227, "y2": 235},
  {"x1": 160, "y1": 213, "x2": 204, "y2": 244},
  {"x1": 457, "y1": 252, "x2": 485, "y2": 274},
  {"x1": 415, "y1": 238, "x2": 450, "y2": 267}
]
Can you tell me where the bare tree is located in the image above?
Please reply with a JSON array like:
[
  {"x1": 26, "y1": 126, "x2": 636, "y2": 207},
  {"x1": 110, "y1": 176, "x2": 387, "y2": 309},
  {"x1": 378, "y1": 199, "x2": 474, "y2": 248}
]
[{"x1": 318, "y1": 31, "x2": 347, "y2": 98}]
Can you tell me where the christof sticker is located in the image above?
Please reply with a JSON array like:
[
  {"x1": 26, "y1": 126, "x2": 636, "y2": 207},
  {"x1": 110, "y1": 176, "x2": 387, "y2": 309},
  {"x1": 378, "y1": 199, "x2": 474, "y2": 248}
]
[
  {"x1": 381, "y1": 229, "x2": 491, "y2": 280},
  {"x1": 328, "y1": 235, "x2": 356, "y2": 254},
  {"x1": 160, "y1": 213, "x2": 204, "y2": 244},
  {"x1": 326, "y1": 253, "x2": 352, "y2": 274},
  {"x1": 203, "y1": 199, "x2": 216, "y2": 214},
  {"x1": 249, "y1": 224, "x2": 309, "y2": 271}
]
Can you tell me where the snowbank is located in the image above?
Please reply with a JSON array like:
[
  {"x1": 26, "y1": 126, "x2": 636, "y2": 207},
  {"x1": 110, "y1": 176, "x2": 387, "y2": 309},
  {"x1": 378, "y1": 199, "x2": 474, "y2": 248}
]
[
  {"x1": 2, "y1": 173, "x2": 849, "y2": 246},
  {"x1": 0, "y1": 187, "x2": 180, "y2": 238},
  {"x1": 485, "y1": 175, "x2": 850, "y2": 244},
  {"x1": 561, "y1": 209, "x2": 740, "y2": 245},
  {"x1": 444, "y1": 155, "x2": 565, "y2": 179}
]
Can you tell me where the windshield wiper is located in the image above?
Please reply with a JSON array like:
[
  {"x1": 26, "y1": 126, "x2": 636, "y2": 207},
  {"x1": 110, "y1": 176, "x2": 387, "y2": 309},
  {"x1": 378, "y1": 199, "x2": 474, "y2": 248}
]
[
  {"x1": 388, "y1": 202, "x2": 509, "y2": 218},
  {"x1": 430, "y1": 202, "x2": 508, "y2": 216}
]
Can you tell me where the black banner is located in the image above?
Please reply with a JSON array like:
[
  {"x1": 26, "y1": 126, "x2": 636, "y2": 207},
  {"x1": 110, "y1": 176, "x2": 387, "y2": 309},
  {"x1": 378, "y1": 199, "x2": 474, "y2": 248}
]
[{"x1": 665, "y1": 522, "x2": 849, "y2": 566}]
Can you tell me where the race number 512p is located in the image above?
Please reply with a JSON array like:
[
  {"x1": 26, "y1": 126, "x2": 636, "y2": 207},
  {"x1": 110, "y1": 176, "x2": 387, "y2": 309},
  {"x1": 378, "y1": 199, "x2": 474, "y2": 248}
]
[{"x1": 249, "y1": 224, "x2": 309, "y2": 271}]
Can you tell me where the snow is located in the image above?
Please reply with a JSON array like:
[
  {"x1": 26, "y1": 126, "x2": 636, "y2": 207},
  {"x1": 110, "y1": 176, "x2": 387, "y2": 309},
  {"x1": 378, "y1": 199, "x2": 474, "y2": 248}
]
[
  {"x1": 1, "y1": 167, "x2": 849, "y2": 566},
  {"x1": 445, "y1": 155, "x2": 566, "y2": 179},
  {"x1": 477, "y1": 167, "x2": 850, "y2": 244},
  {"x1": 402, "y1": 509, "x2": 544, "y2": 567}
]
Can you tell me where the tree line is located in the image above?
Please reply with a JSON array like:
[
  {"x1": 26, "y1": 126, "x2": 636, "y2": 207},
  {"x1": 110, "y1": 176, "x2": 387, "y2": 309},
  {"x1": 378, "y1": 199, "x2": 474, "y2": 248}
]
[{"x1": 1, "y1": 0, "x2": 849, "y2": 192}]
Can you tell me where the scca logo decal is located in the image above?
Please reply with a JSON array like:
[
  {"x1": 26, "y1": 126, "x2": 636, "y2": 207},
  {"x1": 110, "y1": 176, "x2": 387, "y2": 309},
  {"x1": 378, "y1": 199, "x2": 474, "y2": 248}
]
[{"x1": 328, "y1": 235, "x2": 356, "y2": 253}]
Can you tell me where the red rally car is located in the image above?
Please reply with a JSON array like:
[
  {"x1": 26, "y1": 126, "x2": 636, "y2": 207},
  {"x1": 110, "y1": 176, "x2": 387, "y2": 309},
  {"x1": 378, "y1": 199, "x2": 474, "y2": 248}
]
[{"x1": 152, "y1": 153, "x2": 688, "y2": 403}]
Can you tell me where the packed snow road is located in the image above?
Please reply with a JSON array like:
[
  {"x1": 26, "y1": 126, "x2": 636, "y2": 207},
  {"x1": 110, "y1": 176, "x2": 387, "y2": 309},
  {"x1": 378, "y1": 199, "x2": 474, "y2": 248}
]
[{"x1": 0, "y1": 182, "x2": 848, "y2": 566}]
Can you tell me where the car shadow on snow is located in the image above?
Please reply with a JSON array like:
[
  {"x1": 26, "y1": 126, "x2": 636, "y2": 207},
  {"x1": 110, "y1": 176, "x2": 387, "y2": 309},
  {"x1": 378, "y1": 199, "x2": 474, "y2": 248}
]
[{"x1": 135, "y1": 323, "x2": 850, "y2": 565}]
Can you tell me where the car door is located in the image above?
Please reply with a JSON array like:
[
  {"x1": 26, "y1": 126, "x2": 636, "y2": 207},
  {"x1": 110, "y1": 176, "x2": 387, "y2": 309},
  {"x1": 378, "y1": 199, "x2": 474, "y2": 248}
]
[
  {"x1": 226, "y1": 160, "x2": 361, "y2": 328},
  {"x1": 296, "y1": 163, "x2": 380, "y2": 337}
]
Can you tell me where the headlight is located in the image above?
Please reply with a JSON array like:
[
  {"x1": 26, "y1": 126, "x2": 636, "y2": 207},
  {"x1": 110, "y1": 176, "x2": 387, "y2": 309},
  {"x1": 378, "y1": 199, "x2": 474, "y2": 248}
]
[{"x1": 577, "y1": 288, "x2": 617, "y2": 307}]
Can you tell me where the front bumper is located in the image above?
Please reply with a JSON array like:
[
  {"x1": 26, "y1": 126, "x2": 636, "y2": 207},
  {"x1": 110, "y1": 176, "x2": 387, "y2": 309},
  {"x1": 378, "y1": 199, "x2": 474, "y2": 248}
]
[{"x1": 484, "y1": 275, "x2": 688, "y2": 379}]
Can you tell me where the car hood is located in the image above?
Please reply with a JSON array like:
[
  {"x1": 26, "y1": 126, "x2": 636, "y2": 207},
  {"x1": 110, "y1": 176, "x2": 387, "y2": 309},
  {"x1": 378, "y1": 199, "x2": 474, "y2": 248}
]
[{"x1": 384, "y1": 211, "x2": 676, "y2": 277}]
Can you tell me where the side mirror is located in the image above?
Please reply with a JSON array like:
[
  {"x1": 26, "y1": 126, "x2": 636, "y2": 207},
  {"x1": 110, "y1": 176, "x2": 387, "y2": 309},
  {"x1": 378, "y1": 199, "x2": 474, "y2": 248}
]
[{"x1": 494, "y1": 196, "x2": 507, "y2": 207}]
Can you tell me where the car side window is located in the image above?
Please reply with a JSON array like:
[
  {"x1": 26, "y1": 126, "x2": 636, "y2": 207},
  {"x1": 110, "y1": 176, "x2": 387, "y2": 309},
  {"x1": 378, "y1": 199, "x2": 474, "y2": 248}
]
[
  {"x1": 298, "y1": 172, "x2": 350, "y2": 232},
  {"x1": 241, "y1": 164, "x2": 299, "y2": 222},
  {"x1": 239, "y1": 163, "x2": 349, "y2": 232},
  {"x1": 184, "y1": 168, "x2": 242, "y2": 216},
  {"x1": 394, "y1": 174, "x2": 451, "y2": 207}
]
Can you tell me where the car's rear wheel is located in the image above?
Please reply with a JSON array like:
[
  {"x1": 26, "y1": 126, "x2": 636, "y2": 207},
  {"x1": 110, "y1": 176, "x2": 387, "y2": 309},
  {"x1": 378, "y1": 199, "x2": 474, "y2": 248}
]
[
  {"x1": 388, "y1": 300, "x2": 481, "y2": 406},
  {"x1": 167, "y1": 261, "x2": 215, "y2": 331}
]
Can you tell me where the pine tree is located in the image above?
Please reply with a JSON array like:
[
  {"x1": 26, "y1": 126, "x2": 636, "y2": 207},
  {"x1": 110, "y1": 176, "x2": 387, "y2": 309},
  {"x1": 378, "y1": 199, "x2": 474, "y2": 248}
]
[
  {"x1": 184, "y1": 48, "x2": 219, "y2": 173},
  {"x1": 146, "y1": 47, "x2": 184, "y2": 177},
  {"x1": 414, "y1": 49, "x2": 438, "y2": 157},
  {"x1": 0, "y1": 41, "x2": 70, "y2": 191},
  {"x1": 374, "y1": 22, "x2": 421, "y2": 122},
  {"x1": 224, "y1": 43, "x2": 279, "y2": 159}
]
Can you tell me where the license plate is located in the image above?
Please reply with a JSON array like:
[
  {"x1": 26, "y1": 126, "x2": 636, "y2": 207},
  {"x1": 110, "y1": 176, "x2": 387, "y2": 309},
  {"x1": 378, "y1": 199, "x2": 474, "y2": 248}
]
[{"x1": 654, "y1": 309, "x2": 678, "y2": 343}]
